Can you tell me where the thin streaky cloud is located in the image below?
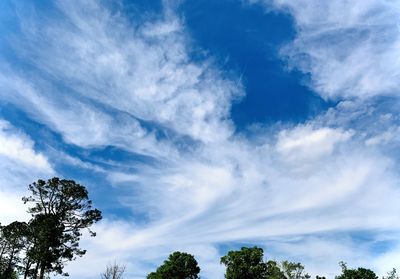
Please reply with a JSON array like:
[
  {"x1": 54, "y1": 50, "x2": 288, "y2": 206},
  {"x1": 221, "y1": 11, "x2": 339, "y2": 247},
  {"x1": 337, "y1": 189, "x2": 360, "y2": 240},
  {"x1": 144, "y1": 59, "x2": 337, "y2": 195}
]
[{"x1": 0, "y1": 1, "x2": 399, "y2": 278}]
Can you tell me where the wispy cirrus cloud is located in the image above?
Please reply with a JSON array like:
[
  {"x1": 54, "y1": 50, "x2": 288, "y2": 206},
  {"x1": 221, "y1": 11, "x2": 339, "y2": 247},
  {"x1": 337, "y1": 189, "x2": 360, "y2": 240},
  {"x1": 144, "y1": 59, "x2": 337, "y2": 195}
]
[
  {"x1": 11, "y1": 0, "x2": 242, "y2": 144},
  {"x1": 251, "y1": 0, "x2": 400, "y2": 99},
  {"x1": 0, "y1": 119, "x2": 53, "y2": 223},
  {"x1": 78, "y1": 123, "x2": 400, "y2": 278},
  {"x1": 0, "y1": 119, "x2": 51, "y2": 171},
  {"x1": 1, "y1": 0, "x2": 400, "y2": 278}
]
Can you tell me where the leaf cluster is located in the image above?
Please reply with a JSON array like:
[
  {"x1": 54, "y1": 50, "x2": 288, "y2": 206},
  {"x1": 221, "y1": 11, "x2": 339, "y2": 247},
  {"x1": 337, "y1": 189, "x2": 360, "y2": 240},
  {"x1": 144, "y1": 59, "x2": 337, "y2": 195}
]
[
  {"x1": 336, "y1": 262, "x2": 378, "y2": 279},
  {"x1": 220, "y1": 246, "x2": 310, "y2": 279},
  {"x1": 147, "y1": 252, "x2": 200, "y2": 279}
]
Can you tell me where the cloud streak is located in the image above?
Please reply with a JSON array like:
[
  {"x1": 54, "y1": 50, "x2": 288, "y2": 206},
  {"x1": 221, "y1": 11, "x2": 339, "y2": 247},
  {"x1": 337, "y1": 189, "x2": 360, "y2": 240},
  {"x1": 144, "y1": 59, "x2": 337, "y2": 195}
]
[
  {"x1": 0, "y1": 119, "x2": 53, "y2": 223},
  {"x1": 0, "y1": 0, "x2": 400, "y2": 278},
  {"x1": 251, "y1": 0, "x2": 400, "y2": 99}
]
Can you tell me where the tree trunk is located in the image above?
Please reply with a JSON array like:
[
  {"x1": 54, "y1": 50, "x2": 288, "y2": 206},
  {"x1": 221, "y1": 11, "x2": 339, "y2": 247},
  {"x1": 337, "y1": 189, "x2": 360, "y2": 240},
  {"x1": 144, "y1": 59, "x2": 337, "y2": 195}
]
[
  {"x1": 0, "y1": 244, "x2": 5, "y2": 260},
  {"x1": 0, "y1": 243, "x2": 8, "y2": 265},
  {"x1": 5, "y1": 249, "x2": 15, "y2": 277},
  {"x1": 23, "y1": 258, "x2": 32, "y2": 279},
  {"x1": 39, "y1": 263, "x2": 45, "y2": 279},
  {"x1": 33, "y1": 262, "x2": 39, "y2": 279}
]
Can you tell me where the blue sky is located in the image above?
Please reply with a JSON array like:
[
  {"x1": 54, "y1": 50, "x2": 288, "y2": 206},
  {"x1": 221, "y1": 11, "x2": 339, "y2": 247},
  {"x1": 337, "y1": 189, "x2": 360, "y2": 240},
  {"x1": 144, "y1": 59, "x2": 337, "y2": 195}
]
[{"x1": 1, "y1": 0, "x2": 400, "y2": 278}]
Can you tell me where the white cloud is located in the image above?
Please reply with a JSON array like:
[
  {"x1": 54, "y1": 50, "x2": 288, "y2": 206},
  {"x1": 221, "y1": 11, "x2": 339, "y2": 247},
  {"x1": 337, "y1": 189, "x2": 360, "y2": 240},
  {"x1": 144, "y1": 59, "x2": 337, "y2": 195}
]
[
  {"x1": 365, "y1": 126, "x2": 400, "y2": 146},
  {"x1": 0, "y1": 119, "x2": 52, "y2": 171},
  {"x1": 251, "y1": 0, "x2": 400, "y2": 99},
  {"x1": 0, "y1": 189, "x2": 30, "y2": 224},
  {"x1": 373, "y1": 245, "x2": 400, "y2": 276},
  {"x1": 0, "y1": 119, "x2": 54, "y2": 224},
  {"x1": 1, "y1": 1, "x2": 400, "y2": 278},
  {"x1": 276, "y1": 125, "x2": 352, "y2": 164},
  {"x1": 6, "y1": 0, "x2": 242, "y2": 146},
  {"x1": 80, "y1": 123, "x2": 400, "y2": 278}
]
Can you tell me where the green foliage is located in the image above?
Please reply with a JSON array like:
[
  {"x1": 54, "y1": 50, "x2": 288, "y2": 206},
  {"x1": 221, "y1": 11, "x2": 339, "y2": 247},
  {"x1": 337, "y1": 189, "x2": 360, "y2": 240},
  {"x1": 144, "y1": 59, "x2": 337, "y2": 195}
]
[
  {"x1": 0, "y1": 221, "x2": 30, "y2": 278},
  {"x1": 219, "y1": 247, "x2": 312, "y2": 279},
  {"x1": 220, "y1": 246, "x2": 268, "y2": 279},
  {"x1": 0, "y1": 269, "x2": 18, "y2": 279},
  {"x1": 336, "y1": 262, "x2": 378, "y2": 279},
  {"x1": 27, "y1": 214, "x2": 66, "y2": 276},
  {"x1": 281, "y1": 261, "x2": 310, "y2": 279},
  {"x1": 21, "y1": 177, "x2": 102, "y2": 278},
  {"x1": 147, "y1": 251, "x2": 200, "y2": 279},
  {"x1": 266, "y1": 260, "x2": 286, "y2": 279}
]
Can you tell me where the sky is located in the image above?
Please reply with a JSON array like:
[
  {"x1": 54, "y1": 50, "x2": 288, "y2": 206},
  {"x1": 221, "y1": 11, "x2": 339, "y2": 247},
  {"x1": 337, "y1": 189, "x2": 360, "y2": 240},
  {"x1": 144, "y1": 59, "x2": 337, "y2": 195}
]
[{"x1": 0, "y1": 0, "x2": 400, "y2": 278}]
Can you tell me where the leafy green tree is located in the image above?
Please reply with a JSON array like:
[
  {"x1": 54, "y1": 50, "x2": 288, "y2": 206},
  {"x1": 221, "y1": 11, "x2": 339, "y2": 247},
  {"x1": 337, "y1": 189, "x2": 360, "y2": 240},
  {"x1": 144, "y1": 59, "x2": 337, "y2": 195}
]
[
  {"x1": 281, "y1": 261, "x2": 310, "y2": 279},
  {"x1": 22, "y1": 177, "x2": 102, "y2": 279},
  {"x1": 266, "y1": 260, "x2": 286, "y2": 279},
  {"x1": 335, "y1": 262, "x2": 377, "y2": 279},
  {"x1": 147, "y1": 251, "x2": 200, "y2": 279},
  {"x1": 220, "y1": 246, "x2": 268, "y2": 279}
]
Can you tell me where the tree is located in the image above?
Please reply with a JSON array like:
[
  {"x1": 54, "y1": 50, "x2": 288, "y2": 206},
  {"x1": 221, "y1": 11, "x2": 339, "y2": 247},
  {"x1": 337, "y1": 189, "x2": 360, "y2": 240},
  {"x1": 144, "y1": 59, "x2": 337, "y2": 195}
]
[
  {"x1": 383, "y1": 269, "x2": 399, "y2": 279},
  {"x1": 147, "y1": 251, "x2": 200, "y2": 279},
  {"x1": 220, "y1": 246, "x2": 268, "y2": 279},
  {"x1": 22, "y1": 177, "x2": 102, "y2": 279},
  {"x1": 101, "y1": 261, "x2": 126, "y2": 279},
  {"x1": 335, "y1": 262, "x2": 377, "y2": 279},
  {"x1": 281, "y1": 261, "x2": 310, "y2": 279},
  {"x1": 0, "y1": 221, "x2": 30, "y2": 279},
  {"x1": 266, "y1": 260, "x2": 286, "y2": 279},
  {"x1": 0, "y1": 223, "x2": 9, "y2": 276}
]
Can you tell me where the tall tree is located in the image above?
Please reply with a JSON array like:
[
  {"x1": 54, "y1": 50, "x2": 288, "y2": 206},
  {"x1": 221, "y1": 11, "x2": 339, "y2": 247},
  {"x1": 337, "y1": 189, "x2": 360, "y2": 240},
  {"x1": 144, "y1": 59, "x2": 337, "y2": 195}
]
[
  {"x1": 0, "y1": 221, "x2": 30, "y2": 279},
  {"x1": 220, "y1": 246, "x2": 268, "y2": 279},
  {"x1": 335, "y1": 262, "x2": 377, "y2": 279},
  {"x1": 147, "y1": 251, "x2": 200, "y2": 279},
  {"x1": 0, "y1": 223, "x2": 7, "y2": 273},
  {"x1": 22, "y1": 177, "x2": 102, "y2": 279}
]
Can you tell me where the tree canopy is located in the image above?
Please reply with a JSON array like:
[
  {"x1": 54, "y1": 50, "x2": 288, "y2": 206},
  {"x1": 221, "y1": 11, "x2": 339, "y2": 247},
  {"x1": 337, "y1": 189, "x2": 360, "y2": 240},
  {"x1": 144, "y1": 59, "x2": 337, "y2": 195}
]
[
  {"x1": 147, "y1": 251, "x2": 200, "y2": 279},
  {"x1": 219, "y1": 247, "x2": 312, "y2": 279},
  {"x1": 280, "y1": 261, "x2": 310, "y2": 279},
  {"x1": 220, "y1": 246, "x2": 268, "y2": 279},
  {"x1": 266, "y1": 260, "x2": 286, "y2": 279},
  {"x1": 0, "y1": 177, "x2": 102, "y2": 279},
  {"x1": 336, "y1": 262, "x2": 378, "y2": 279}
]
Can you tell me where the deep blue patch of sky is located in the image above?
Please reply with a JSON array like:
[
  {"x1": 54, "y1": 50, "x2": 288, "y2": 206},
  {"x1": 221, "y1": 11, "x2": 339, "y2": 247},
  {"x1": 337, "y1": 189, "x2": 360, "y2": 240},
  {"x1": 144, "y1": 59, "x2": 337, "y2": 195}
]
[
  {"x1": 121, "y1": 0, "x2": 164, "y2": 23},
  {"x1": 178, "y1": 0, "x2": 333, "y2": 129}
]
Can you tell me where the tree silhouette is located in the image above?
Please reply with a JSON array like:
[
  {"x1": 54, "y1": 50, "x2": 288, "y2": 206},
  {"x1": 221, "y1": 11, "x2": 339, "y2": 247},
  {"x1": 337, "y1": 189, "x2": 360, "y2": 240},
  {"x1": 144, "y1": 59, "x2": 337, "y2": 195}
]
[
  {"x1": 22, "y1": 177, "x2": 102, "y2": 279},
  {"x1": 220, "y1": 246, "x2": 268, "y2": 279},
  {"x1": 147, "y1": 251, "x2": 200, "y2": 279},
  {"x1": 336, "y1": 262, "x2": 378, "y2": 279},
  {"x1": 101, "y1": 261, "x2": 126, "y2": 279}
]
